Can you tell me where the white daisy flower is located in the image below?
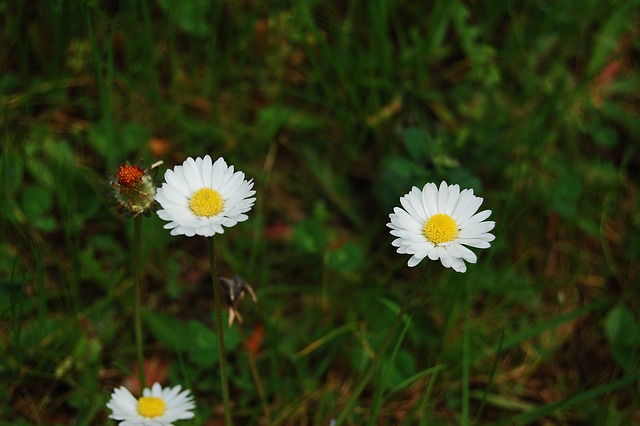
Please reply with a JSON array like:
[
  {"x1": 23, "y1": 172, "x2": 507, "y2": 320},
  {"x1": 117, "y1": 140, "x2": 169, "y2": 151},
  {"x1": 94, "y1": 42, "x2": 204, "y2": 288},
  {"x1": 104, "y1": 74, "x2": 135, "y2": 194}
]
[
  {"x1": 106, "y1": 382, "x2": 196, "y2": 425},
  {"x1": 155, "y1": 155, "x2": 256, "y2": 237},
  {"x1": 387, "y1": 181, "x2": 495, "y2": 273}
]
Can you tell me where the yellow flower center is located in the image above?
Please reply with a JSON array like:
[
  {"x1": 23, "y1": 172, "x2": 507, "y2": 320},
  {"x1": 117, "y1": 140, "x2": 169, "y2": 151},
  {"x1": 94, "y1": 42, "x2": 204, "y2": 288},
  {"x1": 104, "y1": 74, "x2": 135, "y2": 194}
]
[
  {"x1": 423, "y1": 213, "x2": 458, "y2": 245},
  {"x1": 189, "y1": 188, "x2": 224, "y2": 217},
  {"x1": 137, "y1": 396, "x2": 166, "y2": 418}
]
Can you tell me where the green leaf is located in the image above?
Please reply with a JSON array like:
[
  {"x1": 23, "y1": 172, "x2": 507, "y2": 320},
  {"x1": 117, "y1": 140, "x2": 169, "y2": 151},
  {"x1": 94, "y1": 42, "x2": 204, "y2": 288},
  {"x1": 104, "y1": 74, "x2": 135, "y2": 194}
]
[
  {"x1": 120, "y1": 123, "x2": 151, "y2": 157},
  {"x1": 402, "y1": 128, "x2": 430, "y2": 161},
  {"x1": 551, "y1": 169, "x2": 582, "y2": 220},
  {"x1": 605, "y1": 307, "x2": 640, "y2": 345},
  {"x1": 387, "y1": 156, "x2": 421, "y2": 179},
  {"x1": 89, "y1": 122, "x2": 149, "y2": 160},
  {"x1": 327, "y1": 242, "x2": 364, "y2": 271},
  {"x1": 188, "y1": 320, "x2": 220, "y2": 366},
  {"x1": 293, "y1": 219, "x2": 326, "y2": 254},
  {"x1": 32, "y1": 216, "x2": 57, "y2": 232},
  {"x1": 155, "y1": 0, "x2": 214, "y2": 37},
  {"x1": 21, "y1": 184, "x2": 53, "y2": 217},
  {"x1": 144, "y1": 310, "x2": 191, "y2": 351},
  {"x1": 605, "y1": 306, "x2": 640, "y2": 371},
  {"x1": 88, "y1": 122, "x2": 112, "y2": 161},
  {"x1": 192, "y1": 318, "x2": 241, "y2": 365},
  {"x1": 44, "y1": 138, "x2": 75, "y2": 169},
  {"x1": 145, "y1": 311, "x2": 241, "y2": 366},
  {"x1": 593, "y1": 125, "x2": 619, "y2": 149},
  {"x1": 381, "y1": 349, "x2": 416, "y2": 390},
  {"x1": 586, "y1": 0, "x2": 636, "y2": 76}
]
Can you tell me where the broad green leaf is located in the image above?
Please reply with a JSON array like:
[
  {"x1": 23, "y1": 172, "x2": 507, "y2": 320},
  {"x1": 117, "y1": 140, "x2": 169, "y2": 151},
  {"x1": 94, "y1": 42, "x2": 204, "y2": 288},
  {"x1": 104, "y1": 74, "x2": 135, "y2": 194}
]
[
  {"x1": 327, "y1": 242, "x2": 364, "y2": 271},
  {"x1": 32, "y1": 216, "x2": 57, "y2": 232},
  {"x1": 189, "y1": 319, "x2": 219, "y2": 366},
  {"x1": 381, "y1": 349, "x2": 416, "y2": 390},
  {"x1": 44, "y1": 138, "x2": 75, "y2": 169},
  {"x1": 605, "y1": 306, "x2": 640, "y2": 371},
  {"x1": 155, "y1": 0, "x2": 214, "y2": 37},
  {"x1": 88, "y1": 123, "x2": 111, "y2": 161},
  {"x1": 604, "y1": 307, "x2": 640, "y2": 345},
  {"x1": 551, "y1": 169, "x2": 582, "y2": 220},
  {"x1": 403, "y1": 128, "x2": 430, "y2": 161},
  {"x1": 593, "y1": 125, "x2": 619, "y2": 149},
  {"x1": 387, "y1": 156, "x2": 422, "y2": 179},
  {"x1": 144, "y1": 310, "x2": 191, "y2": 351},
  {"x1": 189, "y1": 318, "x2": 242, "y2": 367},
  {"x1": 21, "y1": 184, "x2": 53, "y2": 217},
  {"x1": 120, "y1": 123, "x2": 151, "y2": 157},
  {"x1": 293, "y1": 219, "x2": 326, "y2": 254}
]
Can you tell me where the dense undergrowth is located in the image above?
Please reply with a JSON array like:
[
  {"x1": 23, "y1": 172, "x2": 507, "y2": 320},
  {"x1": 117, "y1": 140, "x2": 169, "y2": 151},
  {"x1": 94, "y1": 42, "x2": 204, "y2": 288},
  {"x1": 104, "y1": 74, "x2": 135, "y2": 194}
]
[{"x1": 1, "y1": 0, "x2": 639, "y2": 424}]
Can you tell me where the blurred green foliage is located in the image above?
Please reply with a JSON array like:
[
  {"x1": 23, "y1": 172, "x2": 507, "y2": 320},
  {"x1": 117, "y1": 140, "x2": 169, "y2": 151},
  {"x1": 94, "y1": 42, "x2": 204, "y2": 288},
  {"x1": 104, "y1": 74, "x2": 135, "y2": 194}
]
[{"x1": 0, "y1": 0, "x2": 638, "y2": 424}]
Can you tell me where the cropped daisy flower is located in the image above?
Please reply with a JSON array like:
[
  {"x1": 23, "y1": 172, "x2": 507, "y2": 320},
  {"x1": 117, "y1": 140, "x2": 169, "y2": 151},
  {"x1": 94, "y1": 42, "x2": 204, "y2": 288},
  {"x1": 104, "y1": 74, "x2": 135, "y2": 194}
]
[
  {"x1": 107, "y1": 382, "x2": 195, "y2": 425},
  {"x1": 106, "y1": 161, "x2": 162, "y2": 218},
  {"x1": 387, "y1": 181, "x2": 495, "y2": 273},
  {"x1": 155, "y1": 155, "x2": 256, "y2": 237}
]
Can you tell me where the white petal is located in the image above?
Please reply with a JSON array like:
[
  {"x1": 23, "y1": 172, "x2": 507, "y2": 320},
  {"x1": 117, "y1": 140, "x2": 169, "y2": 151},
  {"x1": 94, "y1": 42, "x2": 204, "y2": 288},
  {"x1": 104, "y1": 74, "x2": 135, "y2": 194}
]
[
  {"x1": 450, "y1": 257, "x2": 467, "y2": 273},
  {"x1": 453, "y1": 195, "x2": 483, "y2": 224},
  {"x1": 401, "y1": 189, "x2": 427, "y2": 223},
  {"x1": 427, "y1": 248, "x2": 439, "y2": 260},
  {"x1": 183, "y1": 157, "x2": 204, "y2": 190},
  {"x1": 450, "y1": 188, "x2": 474, "y2": 219},
  {"x1": 445, "y1": 243, "x2": 477, "y2": 263},
  {"x1": 211, "y1": 157, "x2": 228, "y2": 190},
  {"x1": 457, "y1": 238, "x2": 493, "y2": 248},
  {"x1": 437, "y1": 181, "x2": 449, "y2": 212},
  {"x1": 394, "y1": 208, "x2": 423, "y2": 232},
  {"x1": 201, "y1": 155, "x2": 213, "y2": 186},
  {"x1": 463, "y1": 209, "x2": 492, "y2": 227},
  {"x1": 408, "y1": 187, "x2": 429, "y2": 220},
  {"x1": 422, "y1": 182, "x2": 439, "y2": 216},
  {"x1": 156, "y1": 187, "x2": 189, "y2": 208},
  {"x1": 163, "y1": 168, "x2": 191, "y2": 198},
  {"x1": 459, "y1": 222, "x2": 495, "y2": 238},
  {"x1": 437, "y1": 246, "x2": 453, "y2": 268},
  {"x1": 444, "y1": 183, "x2": 460, "y2": 215},
  {"x1": 407, "y1": 255, "x2": 422, "y2": 267}
]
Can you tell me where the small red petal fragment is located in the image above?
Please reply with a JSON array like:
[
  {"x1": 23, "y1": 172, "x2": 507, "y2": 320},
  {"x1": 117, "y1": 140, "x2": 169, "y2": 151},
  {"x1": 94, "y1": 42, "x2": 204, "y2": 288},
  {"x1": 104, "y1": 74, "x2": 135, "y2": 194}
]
[
  {"x1": 123, "y1": 357, "x2": 170, "y2": 394},
  {"x1": 246, "y1": 323, "x2": 265, "y2": 355}
]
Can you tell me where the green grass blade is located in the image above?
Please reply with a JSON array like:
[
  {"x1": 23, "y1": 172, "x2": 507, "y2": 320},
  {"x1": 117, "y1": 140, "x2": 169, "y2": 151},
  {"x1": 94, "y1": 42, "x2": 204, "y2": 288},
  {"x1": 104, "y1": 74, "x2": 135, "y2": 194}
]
[{"x1": 516, "y1": 373, "x2": 640, "y2": 423}]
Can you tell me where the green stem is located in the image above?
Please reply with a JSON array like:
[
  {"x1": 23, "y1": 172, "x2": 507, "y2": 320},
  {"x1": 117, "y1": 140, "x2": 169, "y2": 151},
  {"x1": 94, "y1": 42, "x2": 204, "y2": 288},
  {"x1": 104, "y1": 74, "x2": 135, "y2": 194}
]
[
  {"x1": 462, "y1": 281, "x2": 471, "y2": 426},
  {"x1": 133, "y1": 216, "x2": 145, "y2": 390},
  {"x1": 208, "y1": 236, "x2": 233, "y2": 426}
]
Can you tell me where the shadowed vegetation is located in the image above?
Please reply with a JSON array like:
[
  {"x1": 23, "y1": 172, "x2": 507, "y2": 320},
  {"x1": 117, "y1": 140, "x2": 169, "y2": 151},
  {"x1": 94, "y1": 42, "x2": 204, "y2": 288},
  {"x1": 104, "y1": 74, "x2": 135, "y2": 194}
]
[{"x1": 1, "y1": 0, "x2": 639, "y2": 424}]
